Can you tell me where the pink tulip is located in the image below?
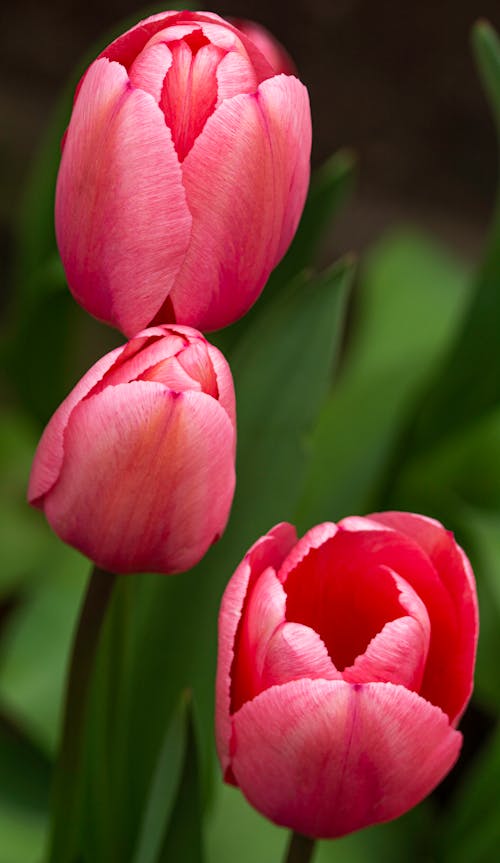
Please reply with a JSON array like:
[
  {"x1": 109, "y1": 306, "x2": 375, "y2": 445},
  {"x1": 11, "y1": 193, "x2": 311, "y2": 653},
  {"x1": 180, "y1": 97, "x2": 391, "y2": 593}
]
[
  {"x1": 55, "y1": 10, "x2": 311, "y2": 337},
  {"x1": 28, "y1": 325, "x2": 236, "y2": 574},
  {"x1": 216, "y1": 514, "x2": 478, "y2": 838}
]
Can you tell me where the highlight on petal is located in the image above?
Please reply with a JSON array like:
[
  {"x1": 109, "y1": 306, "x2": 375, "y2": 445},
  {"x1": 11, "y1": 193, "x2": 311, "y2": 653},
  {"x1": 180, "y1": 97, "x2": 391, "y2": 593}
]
[
  {"x1": 56, "y1": 57, "x2": 192, "y2": 336},
  {"x1": 43, "y1": 384, "x2": 235, "y2": 574},
  {"x1": 230, "y1": 679, "x2": 462, "y2": 839}
]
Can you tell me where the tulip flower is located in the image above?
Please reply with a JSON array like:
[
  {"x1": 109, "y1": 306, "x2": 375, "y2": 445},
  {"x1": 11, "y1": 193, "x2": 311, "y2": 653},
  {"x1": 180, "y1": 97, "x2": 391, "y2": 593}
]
[
  {"x1": 55, "y1": 10, "x2": 311, "y2": 337},
  {"x1": 216, "y1": 514, "x2": 478, "y2": 838},
  {"x1": 28, "y1": 325, "x2": 236, "y2": 574}
]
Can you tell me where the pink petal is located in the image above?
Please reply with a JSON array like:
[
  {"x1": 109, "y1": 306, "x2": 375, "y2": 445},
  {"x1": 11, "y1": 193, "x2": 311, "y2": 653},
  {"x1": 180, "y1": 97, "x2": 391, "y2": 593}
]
[
  {"x1": 314, "y1": 523, "x2": 461, "y2": 721},
  {"x1": 171, "y1": 75, "x2": 310, "y2": 331},
  {"x1": 161, "y1": 40, "x2": 223, "y2": 161},
  {"x1": 366, "y1": 512, "x2": 478, "y2": 724},
  {"x1": 215, "y1": 50, "x2": 260, "y2": 103},
  {"x1": 230, "y1": 679, "x2": 461, "y2": 838},
  {"x1": 285, "y1": 555, "x2": 406, "y2": 673},
  {"x1": 99, "y1": 11, "x2": 181, "y2": 69},
  {"x1": 43, "y1": 384, "x2": 235, "y2": 574},
  {"x1": 261, "y1": 622, "x2": 340, "y2": 688},
  {"x1": 197, "y1": 19, "x2": 274, "y2": 83},
  {"x1": 27, "y1": 345, "x2": 124, "y2": 505},
  {"x1": 90, "y1": 331, "x2": 188, "y2": 395},
  {"x1": 231, "y1": 567, "x2": 288, "y2": 712},
  {"x1": 97, "y1": 10, "x2": 273, "y2": 84},
  {"x1": 342, "y1": 567, "x2": 430, "y2": 690},
  {"x1": 278, "y1": 522, "x2": 338, "y2": 584},
  {"x1": 255, "y1": 75, "x2": 312, "y2": 263},
  {"x1": 206, "y1": 343, "x2": 237, "y2": 431},
  {"x1": 215, "y1": 523, "x2": 297, "y2": 778},
  {"x1": 343, "y1": 616, "x2": 429, "y2": 690},
  {"x1": 128, "y1": 41, "x2": 173, "y2": 102},
  {"x1": 56, "y1": 58, "x2": 192, "y2": 337}
]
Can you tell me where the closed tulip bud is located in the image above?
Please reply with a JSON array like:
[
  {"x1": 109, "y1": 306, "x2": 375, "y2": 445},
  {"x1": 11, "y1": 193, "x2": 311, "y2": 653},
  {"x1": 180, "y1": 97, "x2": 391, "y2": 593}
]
[
  {"x1": 56, "y1": 10, "x2": 311, "y2": 337},
  {"x1": 216, "y1": 514, "x2": 478, "y2": 838},
  {"x1": 28, "y1": 326, "x2": 236, "y2": 575}
]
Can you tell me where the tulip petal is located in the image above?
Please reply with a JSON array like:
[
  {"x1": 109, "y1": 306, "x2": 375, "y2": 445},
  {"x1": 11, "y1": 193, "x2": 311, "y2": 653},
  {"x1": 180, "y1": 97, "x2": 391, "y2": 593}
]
[
  {"x1": 216, "y1": 523, "x2": 297, "y2": 777},
  {"x1": 312, "y1": 522, "x2": 461, "y2": 721},
  {"x1": 171, "y1": 75, "x2": 310, "y2": 330},
  {"x1": 91, "y1": 331, "x2": 189, "y2": 395},
  {"x1": 231, "y1": 567, "x2": 287, "y2": 711},
  {"x1": 262, "y1": 622, "x2": 340, "y2": 688},
  {"x1": 161, "y1": 40, "x2": 223, "y2": 162},
  {"x1": 346, "y1": 514, "x2": 478, "y2": 724},
  {"x1": 342, "y1": 616, "x2": 429, "y2": 690},
  {"x1": 206, "y1": 343, "x2": 237, "y2": 430},
  {"x1": 341, "y1": 566, "x2": 431, "y2": 689},
  {"x1": 128, "y1": 41, "x2": 173, "y2": 102},
  {"x1": 43, "y1": 384, "x2": 235, "y2": 574},
  {"x1": 27, "y1": 345, "x2": 124, "y2": 505},
  {"x1": 56, "y1": 58, "x2": 192, "y2": 336},
  {"x1": 231, "y1": 679, "x2": 461, "y2": 839},
  {"x1": 278, "y1": 522, "x2": 338, "y2": 584}
]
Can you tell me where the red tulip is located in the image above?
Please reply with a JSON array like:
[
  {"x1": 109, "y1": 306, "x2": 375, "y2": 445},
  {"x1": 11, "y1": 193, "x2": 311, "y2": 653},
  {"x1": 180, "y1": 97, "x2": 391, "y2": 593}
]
[
  {"x1": 216, "y1": 514, "x2": 478, "y2": 838},
  {"x1": 55, "y1": 10, "x2": 311, "y2": 336},
  {"x1": 28, "y1": 326, "x2": 236, "y2": 574}
]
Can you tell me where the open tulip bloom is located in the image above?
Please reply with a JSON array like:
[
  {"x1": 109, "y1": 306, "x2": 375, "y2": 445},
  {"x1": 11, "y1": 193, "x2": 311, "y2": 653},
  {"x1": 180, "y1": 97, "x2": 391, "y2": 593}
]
[
  {"x1": 216, "y1": 513, "x2": 478, "y2": 839},
  {"x1": 55, "y1": 9, "x2": 311, "y2": 336}
]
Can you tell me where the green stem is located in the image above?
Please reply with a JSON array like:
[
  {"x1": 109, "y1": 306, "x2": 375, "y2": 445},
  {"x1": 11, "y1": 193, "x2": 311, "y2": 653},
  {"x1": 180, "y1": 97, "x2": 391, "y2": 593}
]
[
  {"x1": 47, "y1": 565, "x2": 117, "y2": 862},
  {"x1": 284, "y1": 832, "x2": 316, "y2": 863}
]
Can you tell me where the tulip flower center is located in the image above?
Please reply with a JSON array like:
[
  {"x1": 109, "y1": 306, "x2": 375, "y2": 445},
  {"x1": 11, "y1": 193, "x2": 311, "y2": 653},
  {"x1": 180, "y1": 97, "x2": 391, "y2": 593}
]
[{"x1": 284, "y1": 544, "x2": 406, "y2": 671}]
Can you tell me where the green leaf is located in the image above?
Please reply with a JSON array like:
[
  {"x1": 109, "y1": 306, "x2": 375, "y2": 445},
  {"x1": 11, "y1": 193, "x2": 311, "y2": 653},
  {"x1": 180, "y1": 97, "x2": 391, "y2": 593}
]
[
  {"x1": 206, "y1": 784, "x2": 287, "y2": 863},
  {"x1": 296, "y1": 229, "x2": 470, "y2": 525},
  {"x1": 271, "y1": 149, "x2": 356, "y2": 288},
  {"x1": 0, "y1": 803, "x2": 47, "y2": 863},
  {"x1": 402, "y1": 21, "x2": 500, "y2": 450},
  {"x1": 157, "y1": 698, "x2": 205, "y2": 863},
  {"x1": 0, "y1": 546, "x2": 87, "y2": 753},
  {"x1": 394, "y1": 407, "x2": 500, "y2": 516},
  {"x1": 132, "y1": 693, "x2": 190, "y2": 863},
  {"x1": 232, "y1": 259, "x2": 353, "y2": 537},
  {"x1": 441, "y1": 723, "x2": 500, "y2": 863},
  {"x1": 0, "y1": 712, "x2": 51, "y2": 815},
  {"x1": 451, "y1": 506, "x2": 500, "y2": 713}
]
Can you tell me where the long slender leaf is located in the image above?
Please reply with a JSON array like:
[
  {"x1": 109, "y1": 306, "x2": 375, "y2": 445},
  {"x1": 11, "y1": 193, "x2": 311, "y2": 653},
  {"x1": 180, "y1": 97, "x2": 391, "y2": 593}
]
[
  {"x1": 296, "y1": 230, "x2": 469, "y2": 526},
  {"x1": 399, "y1": 21, "x2": 500, "y2": 451}
]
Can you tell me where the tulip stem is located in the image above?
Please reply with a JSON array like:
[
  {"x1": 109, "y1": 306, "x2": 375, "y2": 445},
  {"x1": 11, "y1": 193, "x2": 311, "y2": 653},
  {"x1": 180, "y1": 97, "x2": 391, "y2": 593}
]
[
  {"x1": 47, "y1": 565, "x2": 117, "y2": 862},
  {"x1": 284, "y1": 832, "x2": 316, "y2": 863}
]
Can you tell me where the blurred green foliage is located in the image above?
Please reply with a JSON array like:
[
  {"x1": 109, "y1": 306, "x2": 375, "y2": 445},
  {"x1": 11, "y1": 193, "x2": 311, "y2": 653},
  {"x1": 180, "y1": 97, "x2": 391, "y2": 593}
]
[{"x1": 2, "y1": 12, "x2": 500, "y2": 863}]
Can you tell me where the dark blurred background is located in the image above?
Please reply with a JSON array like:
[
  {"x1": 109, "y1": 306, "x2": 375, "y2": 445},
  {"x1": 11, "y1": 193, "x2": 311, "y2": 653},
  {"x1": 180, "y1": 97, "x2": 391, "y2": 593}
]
[{"x1": 2, "y1": 0, "x2": 500, "y2": 296}]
